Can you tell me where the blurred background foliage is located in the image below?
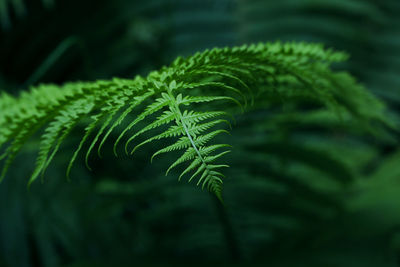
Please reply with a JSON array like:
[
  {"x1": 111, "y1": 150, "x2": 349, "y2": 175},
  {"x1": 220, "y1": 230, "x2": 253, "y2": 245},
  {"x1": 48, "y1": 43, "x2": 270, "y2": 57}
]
[{"x1": 0, "y1": 0, "x2": 399, "y2": 266}]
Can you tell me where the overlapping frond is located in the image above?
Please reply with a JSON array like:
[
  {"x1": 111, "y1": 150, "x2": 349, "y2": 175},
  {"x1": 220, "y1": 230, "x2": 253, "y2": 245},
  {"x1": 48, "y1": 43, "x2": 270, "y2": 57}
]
[{"x1": 0, "y1": 42, "x2": 389, "y2": 198}]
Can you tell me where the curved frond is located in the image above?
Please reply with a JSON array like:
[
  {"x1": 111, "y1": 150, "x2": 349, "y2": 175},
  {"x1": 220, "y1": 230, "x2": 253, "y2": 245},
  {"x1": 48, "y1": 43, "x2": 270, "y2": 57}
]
[{"x1": 0, "y1": 42, "x2": 391, "y2": 198}]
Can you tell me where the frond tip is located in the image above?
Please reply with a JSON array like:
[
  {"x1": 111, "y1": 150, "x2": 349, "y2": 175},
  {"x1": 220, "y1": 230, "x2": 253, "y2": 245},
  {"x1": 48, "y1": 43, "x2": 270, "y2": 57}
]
[{"x1": 0, "y1": 41, "x2": 389, "y2": 199}]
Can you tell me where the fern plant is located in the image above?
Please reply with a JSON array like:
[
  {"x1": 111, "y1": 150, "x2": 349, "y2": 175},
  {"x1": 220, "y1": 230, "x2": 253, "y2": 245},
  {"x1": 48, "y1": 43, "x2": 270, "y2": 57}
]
[{"x1": 0, "y1": 41, "x2": 390, "y2": 199}]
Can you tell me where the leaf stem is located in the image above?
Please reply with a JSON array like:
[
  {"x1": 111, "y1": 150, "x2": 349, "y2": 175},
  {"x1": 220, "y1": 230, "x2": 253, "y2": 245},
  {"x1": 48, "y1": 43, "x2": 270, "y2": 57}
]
[
  {"x1": 169, "y1": 91, "x2": 209, "y2": 170},
  {"x1": 211, "y1": 193, "x2": 241, "y2": 262}
]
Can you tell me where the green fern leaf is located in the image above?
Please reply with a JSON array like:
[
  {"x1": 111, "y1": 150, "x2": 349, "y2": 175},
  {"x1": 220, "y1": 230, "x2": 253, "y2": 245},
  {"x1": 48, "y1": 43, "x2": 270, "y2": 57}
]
[{"x1": 0, "y1": 41, "x2": 391, "y2": 199}]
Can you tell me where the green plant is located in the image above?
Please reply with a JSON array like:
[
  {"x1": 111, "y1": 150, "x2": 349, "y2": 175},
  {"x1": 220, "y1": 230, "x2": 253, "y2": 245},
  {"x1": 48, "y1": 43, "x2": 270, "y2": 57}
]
[{"x1": 0, "y1": 41, "x2": 391, "y2": 200}]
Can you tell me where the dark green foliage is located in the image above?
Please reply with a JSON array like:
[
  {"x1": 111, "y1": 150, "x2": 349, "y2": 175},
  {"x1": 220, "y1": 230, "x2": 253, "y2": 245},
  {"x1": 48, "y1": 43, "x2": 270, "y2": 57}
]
[{"x1": 1, "y1": 0, "x2": 400, "y2": 266}]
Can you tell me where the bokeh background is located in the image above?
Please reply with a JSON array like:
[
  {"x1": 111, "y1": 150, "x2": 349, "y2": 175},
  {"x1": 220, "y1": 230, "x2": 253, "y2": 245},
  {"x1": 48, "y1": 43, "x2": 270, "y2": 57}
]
[{"x1": 0, "y1": 0, "x2": 400, "y2": 266}]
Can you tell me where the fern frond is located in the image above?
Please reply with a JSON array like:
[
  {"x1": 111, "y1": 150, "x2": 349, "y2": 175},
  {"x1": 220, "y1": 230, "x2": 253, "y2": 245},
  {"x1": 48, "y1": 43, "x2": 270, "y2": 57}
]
[
  {"x1": 0, "y1": 41, "x2": 390, "y2": 198},
  {"x1": 151, "y1": 129, "x2": 229, "y2": 162},
  {"x1": 30, "y1": 98, "x2": 94, "y2": 185}
]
